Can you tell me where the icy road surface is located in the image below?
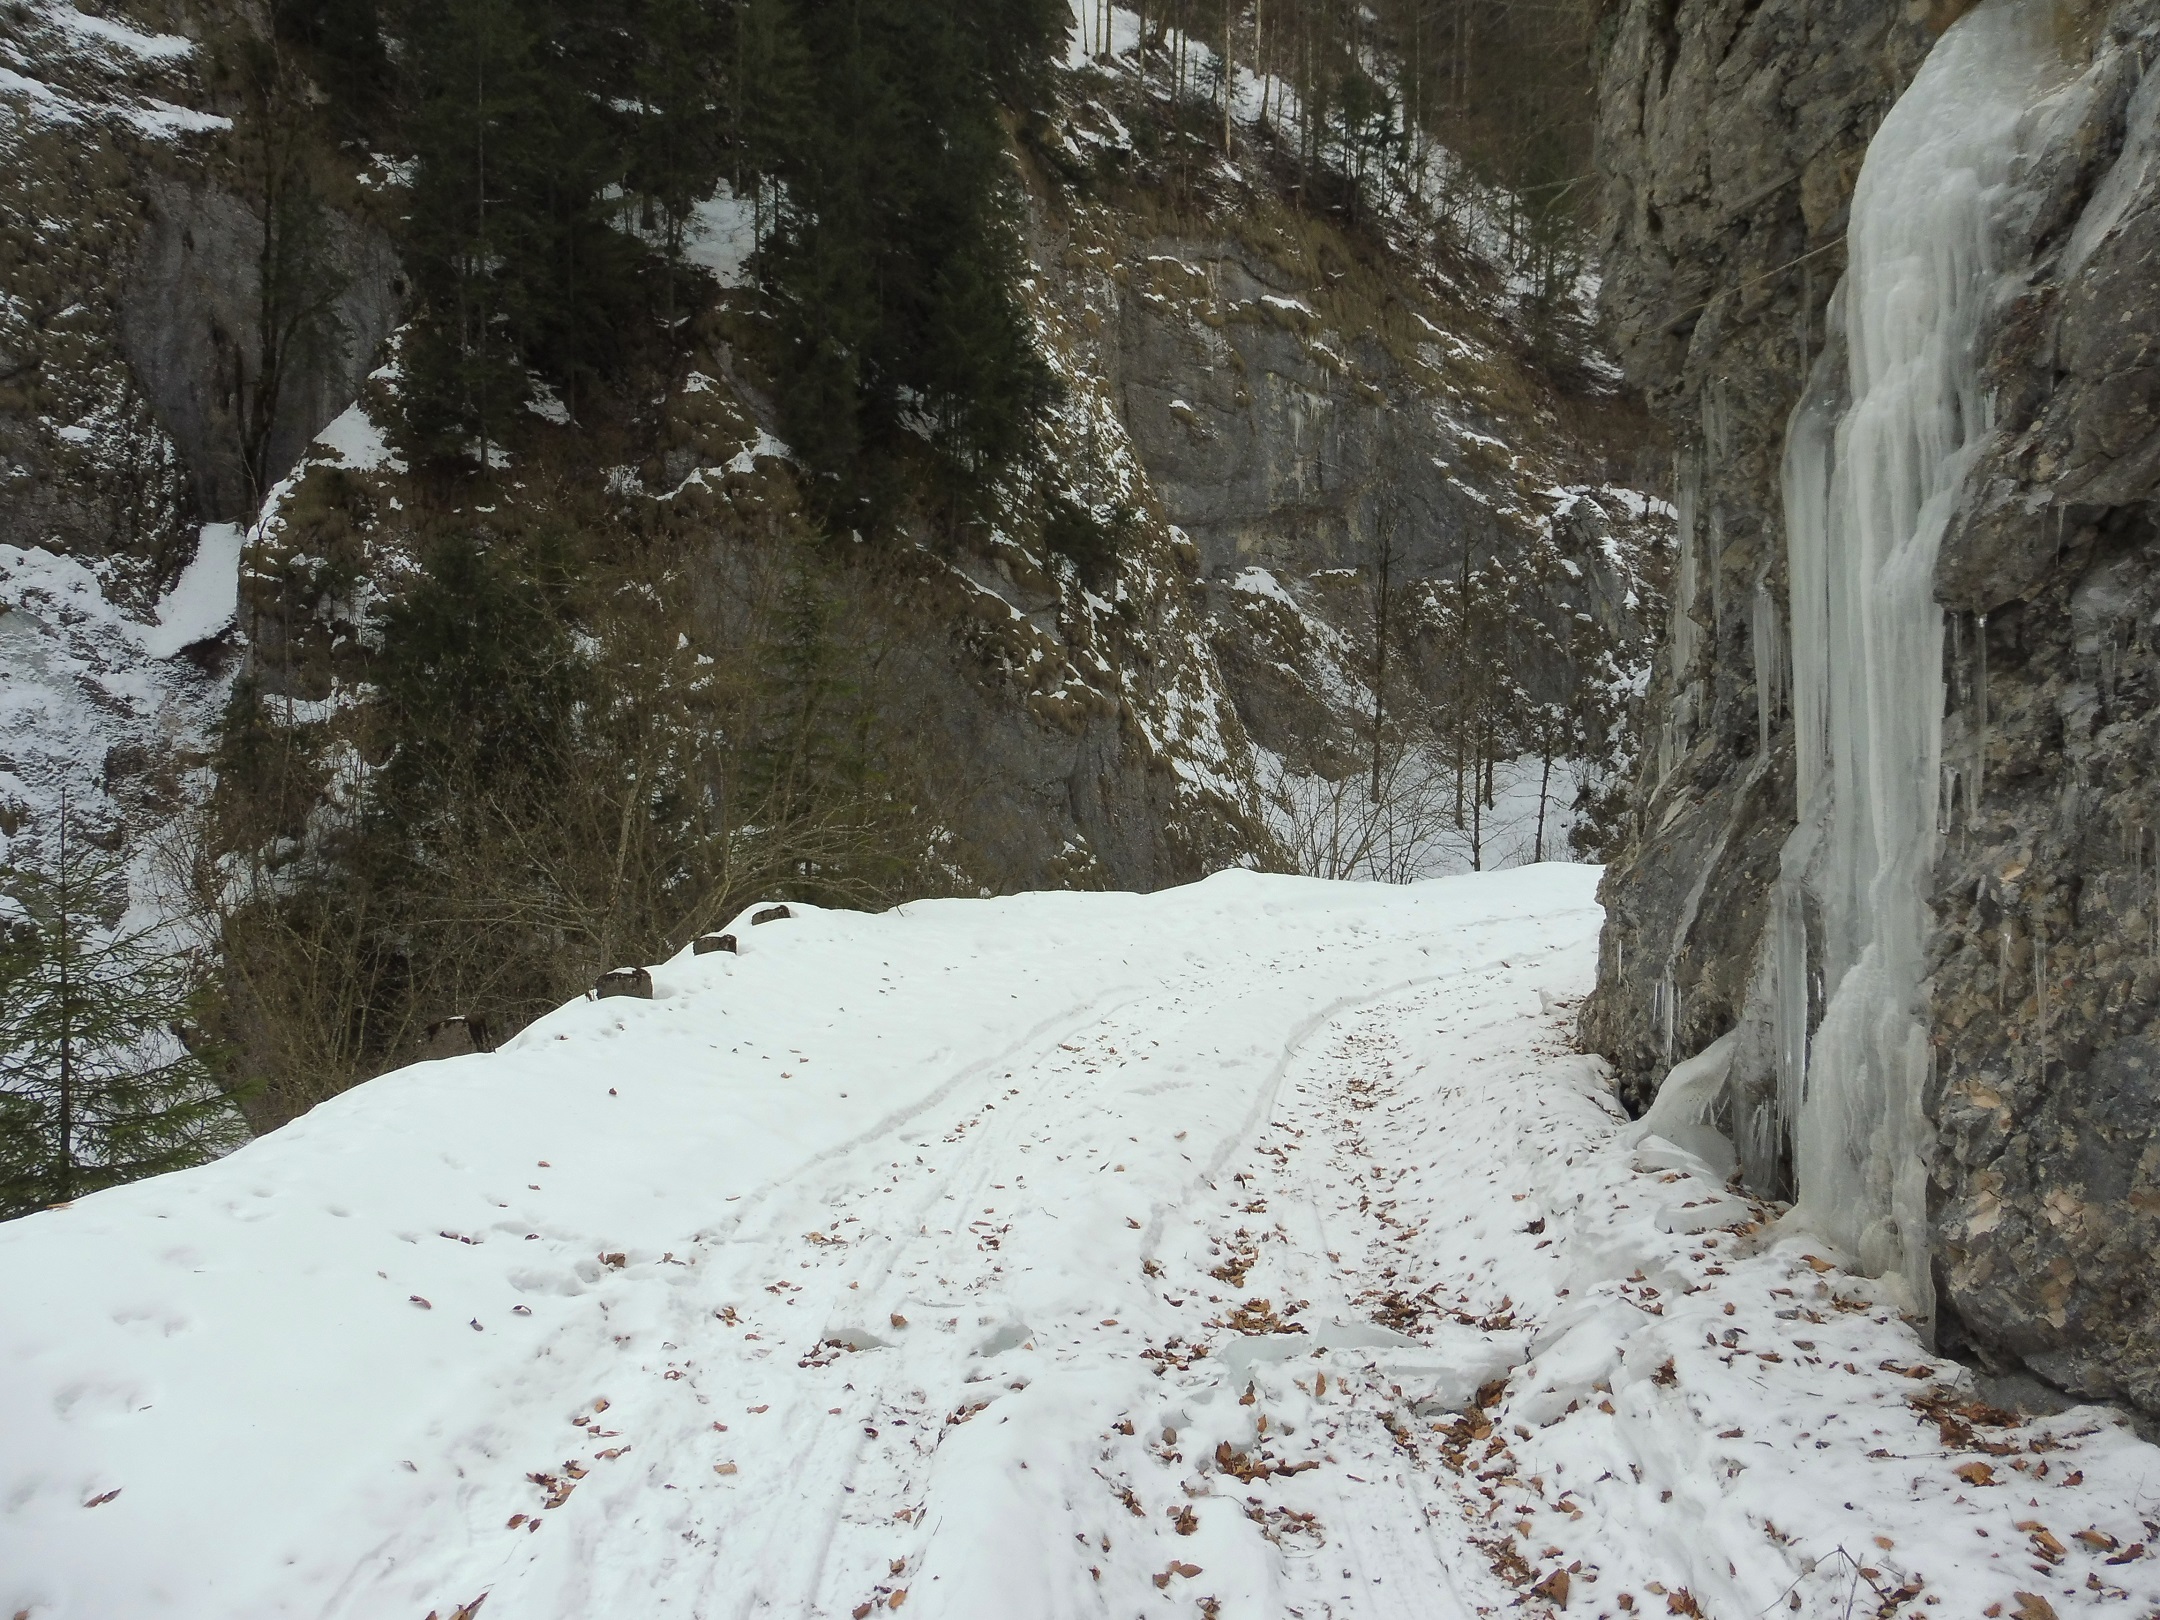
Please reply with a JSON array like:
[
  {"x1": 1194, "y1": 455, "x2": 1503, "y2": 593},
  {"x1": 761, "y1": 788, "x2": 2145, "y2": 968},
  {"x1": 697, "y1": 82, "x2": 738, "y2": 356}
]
[{"x1": 5, "y1": 866, "x2": 2158, "y2": 1620}]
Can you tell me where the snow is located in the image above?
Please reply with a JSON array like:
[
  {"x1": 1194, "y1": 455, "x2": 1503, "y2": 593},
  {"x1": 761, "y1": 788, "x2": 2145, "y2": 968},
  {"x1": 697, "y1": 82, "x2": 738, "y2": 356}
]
[
  {"x1": 1264, "y1": 748, "x2": 1591, "y2": 885},
  {"x1": 0, "y1": 526, "x2": 238, "y2": 810},
  {"x1": 0, "y1": 63, "x2": 80, "y2": 122},
  {"x1": 525, "y1": 384, "x2": 573, "y2": 426},
  {"x1": 727, "y1": 428, "x2": 790, "y2": 474},
  {"x1": 0, "y1": 1, "x2": 227, "y2": 139},
  {"x1": 34, "y1": 0, "x2": 193, "y2": 61},
  {"x1": 4, "y1": 866, "x2": 2155, "y2": 1619},
  {"x1": 312, "y1": 400, "x2": 398, "y2": 473},
  {"x1": 1774, "y1": 0, "x2": 2059, "y2": 1313},
  {"x1": 682, "y1": 183, "x2": 759, "y2": 287},
  {"x1": 142, "y1": 522, "x2": 240, "y2": 660},
  {"x1": 1066, "y1": 0, "x2": 1143, "y2": 67},
  {"x1": 118, "y1": 99, "x2": 228, "y2": 137},
  {"x1": 1228, "y1": 565, "x2": 1297, "y2": 607}
]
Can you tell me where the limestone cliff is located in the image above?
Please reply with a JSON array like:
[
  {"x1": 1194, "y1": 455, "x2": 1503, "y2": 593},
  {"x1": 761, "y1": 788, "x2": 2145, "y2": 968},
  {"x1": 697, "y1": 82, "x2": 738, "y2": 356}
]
[
  {"x1": 1589, "y1": 0, "x2": 2160, "y2": 1416},
  {"x1": 2, "y1": 1, "x2": 1664, "y2": 1109}
]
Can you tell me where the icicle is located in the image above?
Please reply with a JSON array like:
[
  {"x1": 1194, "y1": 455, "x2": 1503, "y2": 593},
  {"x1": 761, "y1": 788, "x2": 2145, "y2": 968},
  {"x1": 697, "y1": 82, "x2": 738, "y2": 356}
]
[
  {"x1": 1753, "y1": 579, "x2": 1787, "y2": 761},
  {"x1": 1670, "y1": 447, "x2": 1703, "y2": 714},
  {"x1": 1768, "y1": 0, "x2": 2057, "y2": 1323}
]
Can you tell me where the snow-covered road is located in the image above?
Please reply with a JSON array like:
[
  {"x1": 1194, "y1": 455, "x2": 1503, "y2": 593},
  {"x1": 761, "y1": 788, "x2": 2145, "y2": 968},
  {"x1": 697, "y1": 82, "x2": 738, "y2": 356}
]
[{"x1": 5, "y1": 866, "x2": 2158, "y2": 1619}]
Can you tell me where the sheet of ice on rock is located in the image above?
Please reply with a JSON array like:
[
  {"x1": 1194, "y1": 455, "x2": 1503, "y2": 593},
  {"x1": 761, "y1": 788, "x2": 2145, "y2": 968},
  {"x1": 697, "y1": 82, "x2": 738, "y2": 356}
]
[{"x1": 3, "y1": 865, "x2": 2157, "y2": 1620}]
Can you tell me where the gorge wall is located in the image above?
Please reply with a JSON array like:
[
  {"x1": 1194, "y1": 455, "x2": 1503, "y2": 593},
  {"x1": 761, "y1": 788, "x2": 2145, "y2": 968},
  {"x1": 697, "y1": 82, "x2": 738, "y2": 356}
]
[
  {"x1": 1588, "y1": 0, "x2": 2160, "y2": 1417},
  {"x1": 1, "y1": 0, "x2": 1666, "y2": 1119}
]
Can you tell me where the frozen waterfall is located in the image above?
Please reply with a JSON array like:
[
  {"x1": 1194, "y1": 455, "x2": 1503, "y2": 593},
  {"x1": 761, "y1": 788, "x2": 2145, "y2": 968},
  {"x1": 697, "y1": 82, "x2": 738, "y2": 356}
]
[{"x1": 1773, "y1": 0, "x2": 2057, "y2": 1318}]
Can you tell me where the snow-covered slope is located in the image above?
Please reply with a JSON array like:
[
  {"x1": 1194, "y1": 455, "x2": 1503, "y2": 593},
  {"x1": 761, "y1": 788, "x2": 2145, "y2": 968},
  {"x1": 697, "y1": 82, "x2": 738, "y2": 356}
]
[{"x1": 4, "y1": 869, "x2": 2157, "y2": 1619}]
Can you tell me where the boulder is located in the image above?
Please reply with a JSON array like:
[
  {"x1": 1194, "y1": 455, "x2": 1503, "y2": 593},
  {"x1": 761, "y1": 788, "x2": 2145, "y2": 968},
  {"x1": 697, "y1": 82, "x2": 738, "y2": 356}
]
[
  {"x1": 420, "y1": 1015, "x2": 490, "y2": 1059},
  {"x1": 593, "y1": 967, "x2": 653, "y2": 1000}
]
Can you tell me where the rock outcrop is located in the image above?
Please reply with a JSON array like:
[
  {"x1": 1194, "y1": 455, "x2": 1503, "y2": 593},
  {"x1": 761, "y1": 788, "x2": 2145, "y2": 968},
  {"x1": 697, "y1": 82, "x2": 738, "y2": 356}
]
[{"x1": 1589, "y1": 0, "x2": 2160, "y2": 1416}]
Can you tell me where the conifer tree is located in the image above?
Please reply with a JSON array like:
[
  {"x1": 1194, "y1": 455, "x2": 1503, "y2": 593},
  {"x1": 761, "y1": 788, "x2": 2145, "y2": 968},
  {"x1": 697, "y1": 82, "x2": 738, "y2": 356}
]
[
  {"x1": 367, "y1": 530, "x2": 586, "y2": 855},
  {"x1": 398, "y1": 0, "x2": 647, "y2": 454},
  {"x1": 761, "y1": 0, "x2": 1059, "y2": 525},
  {"x1": 626, "y1": 0, "x2": 733, "y2": 330},
  {"x1": 0, "y1": 811, "x2": 239, "y2": 1220}
]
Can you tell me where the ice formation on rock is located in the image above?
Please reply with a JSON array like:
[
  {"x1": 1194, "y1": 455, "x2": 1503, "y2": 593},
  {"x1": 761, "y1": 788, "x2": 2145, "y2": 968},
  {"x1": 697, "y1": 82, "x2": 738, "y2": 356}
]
[{"x1": 1773, "y1": 0, "x2": 2057, "y2": 1316}]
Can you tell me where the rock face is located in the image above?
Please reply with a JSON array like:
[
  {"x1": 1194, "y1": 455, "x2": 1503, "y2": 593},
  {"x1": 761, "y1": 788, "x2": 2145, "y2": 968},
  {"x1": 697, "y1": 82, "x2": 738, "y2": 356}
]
[
  {"x1": 1583, "y1": 0, "x2": 1932, "y2": 1105},
  {"x1": 3, "y1": 3, "x2": 1665, "y2": 1109},
  {"x1": 0, "y1": 0, "x2": 398, "y2": 865},
  {"x1": 1025, "y1": 134, "x2": 1670, "y2": 874},
  {"x1": 2, "y1": 0, "x2": 1664, "y2": 886},
  {"x1": 1590, "y1": 0, "x2": 2160, "y2": 1416}
]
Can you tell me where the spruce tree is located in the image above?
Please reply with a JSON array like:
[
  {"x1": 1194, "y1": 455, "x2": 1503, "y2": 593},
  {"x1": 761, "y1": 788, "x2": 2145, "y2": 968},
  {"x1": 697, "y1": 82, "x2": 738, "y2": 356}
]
[
  {"x1": 760, "y1": 0, "x2": 1059, "y2": 526},
  {"x1": 398, "y1": 0, "x2": 649, "y2": 454},
  {"x1": 367, "y1": 530, "x2": 586, "y2": 853},
  {"x1": 0, "y1": 812, "x2": 240, "y2": 1220},
  {"x1": 625, "y1": 0, "x2": 733, "y2": 328}
]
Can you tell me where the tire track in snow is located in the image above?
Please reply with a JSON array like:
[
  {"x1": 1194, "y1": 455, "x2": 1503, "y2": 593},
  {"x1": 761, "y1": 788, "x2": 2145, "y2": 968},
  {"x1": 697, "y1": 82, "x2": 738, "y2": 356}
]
[
  {"x1": 27, "y1": 871, "x2": 2160, "y2": 1620},
  {"x1": 395, "y1": 921, "x2": 1570, "y2": 1617}
]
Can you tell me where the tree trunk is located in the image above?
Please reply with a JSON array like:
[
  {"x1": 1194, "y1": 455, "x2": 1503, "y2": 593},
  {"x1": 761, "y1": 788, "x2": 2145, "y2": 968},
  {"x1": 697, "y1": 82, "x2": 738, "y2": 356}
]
[
  {"x1": 1535, "y1": 746, "x2": 1552, "y2": 862},
  {"x1": 1369, "y1": 524, "x2": 1393, "y2": 804}
]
